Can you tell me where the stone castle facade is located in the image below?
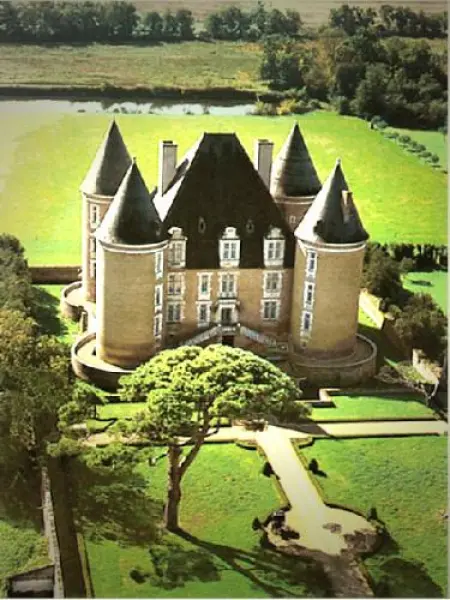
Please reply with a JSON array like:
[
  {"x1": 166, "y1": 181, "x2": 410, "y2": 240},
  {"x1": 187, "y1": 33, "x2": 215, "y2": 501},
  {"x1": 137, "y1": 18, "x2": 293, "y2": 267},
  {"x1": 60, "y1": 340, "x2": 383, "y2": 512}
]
[{"x1": 63, "y1": 120, "x2": 377, "y2": 390}]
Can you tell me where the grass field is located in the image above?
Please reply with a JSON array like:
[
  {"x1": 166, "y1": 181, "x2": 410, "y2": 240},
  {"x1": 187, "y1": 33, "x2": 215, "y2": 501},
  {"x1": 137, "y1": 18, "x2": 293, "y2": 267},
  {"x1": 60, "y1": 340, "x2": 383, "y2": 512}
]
[
  {"x1": 0, "y1": 514, "x2": 49, "y2": 596},
  {"x1": 71, "y1": 444, "x2": 330, "y2": 597},
  {"x1": 33, "y1": 284, "x2": 79, "y2": 343},
  {"x1": 402, "y1": 270, "x2": 447, "y2": 313},
  {"x1": 301, "y1": 437, "x2": 448, "y2": 597},
  {"x1": 0, "y1": 42, "x2": 263, "y2": 90},
  {"x1": 389, "y1": 128, "x2": 448, "y2": 167},
  {"x1": 97, "y1": 402, "x2": 147, "y2": 419},
  {"x1": 310, "y1": 393, "x2": 435, "y2": 421},
  {"x1": 0, "y1": 111, "x2": 446, "y2": 265}
]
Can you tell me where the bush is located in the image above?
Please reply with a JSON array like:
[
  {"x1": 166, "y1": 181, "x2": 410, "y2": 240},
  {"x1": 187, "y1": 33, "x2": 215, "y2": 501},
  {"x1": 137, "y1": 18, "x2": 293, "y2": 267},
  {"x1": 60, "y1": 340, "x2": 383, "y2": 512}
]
[
  {"x1": 253, "y1": 101, "x2": 277, "y2": 116},
  {"x1": 308, "y1": 458, "x2": 319, "y2": 473},
  {"x1": 399, "y1": 257, "x2": 416, "y2": 274},
  {"x1": 362, "y1": 246, "x2": 403, "y2": 304}
]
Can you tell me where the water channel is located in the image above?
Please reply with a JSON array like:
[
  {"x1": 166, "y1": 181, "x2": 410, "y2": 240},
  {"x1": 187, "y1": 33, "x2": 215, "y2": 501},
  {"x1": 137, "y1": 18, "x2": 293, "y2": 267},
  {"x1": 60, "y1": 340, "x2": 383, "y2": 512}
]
[{"x1": 0, "y1": 97, "x2": 255, "y2": 115}]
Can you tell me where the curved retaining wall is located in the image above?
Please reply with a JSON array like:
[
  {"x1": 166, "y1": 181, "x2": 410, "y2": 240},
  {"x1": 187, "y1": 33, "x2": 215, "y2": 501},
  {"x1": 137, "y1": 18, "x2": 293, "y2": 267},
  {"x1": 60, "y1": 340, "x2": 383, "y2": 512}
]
[
  {"x1": 71, "y1": 332, "x2": 132, "y2": 392},
  {"x1": 60, "y1": 281, "x2": 83, "y2": 321},
  {"x1": 291, "y1": 334, "x2": 377, "y2": 387}
]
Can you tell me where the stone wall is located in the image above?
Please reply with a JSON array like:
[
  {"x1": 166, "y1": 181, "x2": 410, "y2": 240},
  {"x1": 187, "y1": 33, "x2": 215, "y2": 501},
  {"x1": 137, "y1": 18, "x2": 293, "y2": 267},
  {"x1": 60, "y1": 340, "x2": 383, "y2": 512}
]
[
  {"x1": 30, "y1": 266, "x2": 81, "y2": 284},
  {"x1": 41, "y1": 467, "x2": 64, "y2": 598}
]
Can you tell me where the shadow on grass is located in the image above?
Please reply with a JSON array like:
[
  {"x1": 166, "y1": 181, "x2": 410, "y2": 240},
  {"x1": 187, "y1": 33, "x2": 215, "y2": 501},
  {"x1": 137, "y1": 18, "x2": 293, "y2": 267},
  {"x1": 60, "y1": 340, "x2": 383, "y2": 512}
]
[
  {"x1": 172, "y1": 529, "x2": 331, "y2": 597},
  {"x1": 69, "y1": 458, "x2": 163, "y2": 546},
  {"x1": 32, "y1": 286, "x2": 68, "y2": 337},
  {"x1": 374, "y1": 558, "x2": 443, "y2": 598}
]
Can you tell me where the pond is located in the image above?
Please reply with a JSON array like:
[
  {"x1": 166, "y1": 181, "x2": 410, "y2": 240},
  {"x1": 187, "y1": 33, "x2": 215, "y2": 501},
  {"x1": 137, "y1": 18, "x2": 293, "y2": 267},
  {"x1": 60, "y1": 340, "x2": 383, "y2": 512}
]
[{"x1": 0, "y1": 98, "x2": 255, "y2": 115}]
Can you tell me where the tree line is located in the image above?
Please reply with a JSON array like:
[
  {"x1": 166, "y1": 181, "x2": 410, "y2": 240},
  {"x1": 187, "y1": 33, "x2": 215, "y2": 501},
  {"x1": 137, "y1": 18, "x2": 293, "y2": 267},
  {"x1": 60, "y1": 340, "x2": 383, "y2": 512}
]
[
  {"x1": 260, "y1": 29, "x2": 447, "y2": 128},
  {"x1": 0, "y1": 0, "x2": 195, "y2": 43},
  {"x1": 329, "y1": 4, "x2": 447, "y2": 39}
]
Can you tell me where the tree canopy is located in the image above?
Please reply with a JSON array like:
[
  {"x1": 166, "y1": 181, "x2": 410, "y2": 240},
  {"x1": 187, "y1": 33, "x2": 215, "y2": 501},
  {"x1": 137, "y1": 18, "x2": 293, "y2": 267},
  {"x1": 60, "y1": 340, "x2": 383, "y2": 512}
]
[{"x1": 118, "y1": 345, "x2": 306, "y2": 530}]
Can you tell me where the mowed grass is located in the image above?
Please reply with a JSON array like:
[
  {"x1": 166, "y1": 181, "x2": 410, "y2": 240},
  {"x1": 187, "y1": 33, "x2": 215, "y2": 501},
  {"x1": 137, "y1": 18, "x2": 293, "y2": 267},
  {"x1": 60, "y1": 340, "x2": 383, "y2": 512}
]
[
  {"x1": 301, "y1": 437, "x2": 448, "y2": 597},
  {"x1": 402, "y1": 270, "x2": 447, "y2": 313},
  {"x1": 73, "y1": 444, "x2": 329, "y2": 597},
  {"x1": 32, "y1": 284, "x2": 79, "y2": 343},
  {"x1": 97, "y1": 402, "x2": 147, "y2": 419},
  {"x1": 0, "y1": 111, "x2": 446, "y2": 265},
  {"x1": 390, "y1": 127, "x2": 448, "y2": 166},
  {"x1": 0, "y1": 42, "x2": 263, "y2": 90},
  {"x1": 0, "y1": 515, "x2": 49, "y2": 596},
  {"x1": 310, "y1": 393, "x2": 435, "y2": 421}
]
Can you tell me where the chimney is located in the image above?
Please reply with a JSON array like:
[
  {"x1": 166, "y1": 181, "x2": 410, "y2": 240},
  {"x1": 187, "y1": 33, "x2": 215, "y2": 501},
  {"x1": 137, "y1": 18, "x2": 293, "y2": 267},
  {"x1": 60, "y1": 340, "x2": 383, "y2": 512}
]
[
  {"x1": 158, "y1": 140, "x2": 177, "y2": 195},
  {"x1": 254, "y1": 139, "x2": 274, "y2": 189}
]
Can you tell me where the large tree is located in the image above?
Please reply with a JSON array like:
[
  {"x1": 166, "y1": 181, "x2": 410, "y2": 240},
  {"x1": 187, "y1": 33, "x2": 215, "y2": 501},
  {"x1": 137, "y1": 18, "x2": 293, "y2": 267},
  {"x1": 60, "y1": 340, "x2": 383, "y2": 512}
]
[{"x1": 118, "y1": 345, "x2": 306, "y2": 531}]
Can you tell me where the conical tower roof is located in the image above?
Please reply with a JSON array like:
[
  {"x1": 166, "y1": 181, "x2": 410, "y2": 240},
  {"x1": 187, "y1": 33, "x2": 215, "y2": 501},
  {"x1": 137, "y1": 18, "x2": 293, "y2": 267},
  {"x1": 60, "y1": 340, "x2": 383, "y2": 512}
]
[
  {"x1": 295, "y1": 159, "x2": 368, "y2": 245},
  {"x1": 271, "y1": 123, "x2": 321, "y2": 198},
  {"x1": 96, "y1": 160, "x2": 162, "y2": 246},
  {"x1": 81, "y1": 120, "x2": 132, "y2": 196}
]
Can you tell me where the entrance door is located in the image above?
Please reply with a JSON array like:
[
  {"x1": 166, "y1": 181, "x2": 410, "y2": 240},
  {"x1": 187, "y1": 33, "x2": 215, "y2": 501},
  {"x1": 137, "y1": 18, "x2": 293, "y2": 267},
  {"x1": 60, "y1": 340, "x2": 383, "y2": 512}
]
[{"x1": 222, "y1": 335, "x2": 235, "y2": 347}]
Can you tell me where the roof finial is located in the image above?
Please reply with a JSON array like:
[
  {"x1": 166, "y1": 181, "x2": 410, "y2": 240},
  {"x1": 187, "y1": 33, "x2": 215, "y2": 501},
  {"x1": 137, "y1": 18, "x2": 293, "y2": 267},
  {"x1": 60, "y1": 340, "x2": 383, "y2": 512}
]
[{"x1": 336, "y1": 157, "x2": 341, "y2": 166}]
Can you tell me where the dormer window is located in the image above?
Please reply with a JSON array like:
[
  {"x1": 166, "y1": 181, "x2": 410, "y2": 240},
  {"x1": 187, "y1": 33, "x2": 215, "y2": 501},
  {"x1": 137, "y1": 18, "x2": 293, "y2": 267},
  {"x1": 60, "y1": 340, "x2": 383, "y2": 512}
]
[
  {"x1": 264, "y1": 227, "x2": 285, "y2": 267},
  {"x1": 219, "y1": 227, "x2": 240, "y2": 268},
  {"x1": 168, "y1": 227, "x2": 186, "y2": 268}
]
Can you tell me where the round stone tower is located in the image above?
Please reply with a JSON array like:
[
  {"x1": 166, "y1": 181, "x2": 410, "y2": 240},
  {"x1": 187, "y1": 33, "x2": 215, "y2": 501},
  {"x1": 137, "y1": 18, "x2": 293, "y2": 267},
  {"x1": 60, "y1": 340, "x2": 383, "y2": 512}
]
[
  {"x1": 80, "y1": 120, "x2": 131, "y2": 302},
  {"x1": 290, "y1": 159, "x2": 369, "y2": 359},
  {"x1": 95, "y1": 159, "x2": 168, "y2": 369},
  {"x1": 271, "y1": 123, "x2": 322, "y2": 232}
]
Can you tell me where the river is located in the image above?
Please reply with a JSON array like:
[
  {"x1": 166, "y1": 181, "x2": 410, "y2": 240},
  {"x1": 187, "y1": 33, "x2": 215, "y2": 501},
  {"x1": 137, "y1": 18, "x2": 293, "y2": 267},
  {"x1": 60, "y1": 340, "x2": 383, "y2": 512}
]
[{"x1": 0, "y1": 98, "x2": 255, "y2": 115}]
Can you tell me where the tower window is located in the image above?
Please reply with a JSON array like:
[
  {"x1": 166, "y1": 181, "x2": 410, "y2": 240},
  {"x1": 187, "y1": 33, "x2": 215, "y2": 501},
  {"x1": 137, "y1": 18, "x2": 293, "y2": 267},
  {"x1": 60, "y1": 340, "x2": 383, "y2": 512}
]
[
  {"x1": 154, "y1": 313, "x2": 162, "y2": 337},
  {"x1": 155, "y1": 284, "x2": 163, "y2": 311},
  {"x1": 90, "y1": 204, "x2": 99, "y2": 228},
  {"x1": 89, "y1": 259, "x2": 96, "y2": 279},
  {"x1": 155, "y1": 250, "x2": 164, "y2": 278},
  {"x1": 304, "y1": 282, "x2": 315, "y2": 308},
  {"x1": 301, "y1": 310, "x2": 313, "y2": 333},
  {"x1": 306, "y1": 251, "x2": 317, "y2": 276}
]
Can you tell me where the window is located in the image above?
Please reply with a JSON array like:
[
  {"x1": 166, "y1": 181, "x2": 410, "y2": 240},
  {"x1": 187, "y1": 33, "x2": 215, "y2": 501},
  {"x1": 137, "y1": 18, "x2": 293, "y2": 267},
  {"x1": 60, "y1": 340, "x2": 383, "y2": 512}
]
[
  {"x1": 220, "y1": 273, "x2": 237, "y2": 297},
  {"x1": 264, "y1": 271, "x2": 282, "y2": 297},
  {"x1": 198, "y1": 216, "x2": 206, "y2": 234},
  {"x1": 306, "y1": 250, "x2": 317, "y2": 276},
  {"x1": 304, "y1": 282, "x2": 315, "y2": 308},
  {"x1": 90, "y1": 204, "x2": 99, "y2": 228},
  {"x1": 154, "y1": 313, "x2": 162, "y2": 337},
  {"x1": 155, "y1": 284, "x2": 163, "y2": 311},
  {"x1": 168, "y1": 240, "x2": 186, "y2": 268},
  {"x1": 198, "y1": 273, "x2": 212, "y2": 299},
  {"x1": 262, "y1": 300, "x2": 279, "y2": 320},
  {"x1": 155, "y1": 251, "x2": 164, "y2": 278},
  {"x1": 264, "y1": 227, "x2": 285, "y2": 267},
  {"x1": 167, "y1": 302, "x2": 181, "y2": 323},
  {"x1": 197, "y1": 302, "x2": 211, "y2": 326},
  {"x1": 301, "y1": 310, "x2": 313, "y2": 333},
  {"x1": 219, "y1": 227, "x2": 240, "y2": 267},
  {"x1": 89, "y1": 259, "x2": 96, "y2": 279},
  {"x1": 289, "y1": 215, "x2": 297, "y2": 228},
  {"x1": 167, "y1": 273, "x2": 184, "y2": 297},
  {"x1": 89, "y1": 237, "x2": 96, "y2": 256}
]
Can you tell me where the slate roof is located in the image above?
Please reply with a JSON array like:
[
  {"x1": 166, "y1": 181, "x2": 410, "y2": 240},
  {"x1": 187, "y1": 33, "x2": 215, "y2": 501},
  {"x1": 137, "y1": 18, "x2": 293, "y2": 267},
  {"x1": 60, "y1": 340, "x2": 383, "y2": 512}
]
[
  {"x1": 96, "y1": 160, "x2": 162, "y2": 246},
  {"x1": 154, "y1": 133, "x2": 294, "y2": 269},
  {"x1": 81, "y1": 120, "x2": 132, "y2": 196},
  {"x1": 295, "y1": 159, "x2": 368, "y2": 245},
  {"x1": 271, "y1": 123, "x2": 321, "y2": 198}
]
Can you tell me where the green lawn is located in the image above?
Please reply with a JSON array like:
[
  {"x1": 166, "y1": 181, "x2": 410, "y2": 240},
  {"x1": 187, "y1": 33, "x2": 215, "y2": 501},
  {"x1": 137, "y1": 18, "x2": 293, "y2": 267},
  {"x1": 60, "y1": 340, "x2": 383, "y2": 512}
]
[
  {"x1": 71, "y1": 444, "x2": 330, "y2": 597},
  {"x1": 33, "y1": 284, "x2": 79, "y2": 344},
  {"x1": 97, "y1": 402, "x2": 147, "y2": 419},
  {"x1": 388, "y1": 127, "x2": 448, "y2": 167},
  {"x1": 310, "y1": 393, "x2": 435, "y2": 421},
  {"x1": 403, "y1": 270, "x2": 447, "y2": 314},
  {"x1": 301, "y1": 437, "x2": 448, "y2": 597},
  {"x1": 0, "y1": 514, "x2": 49, "y2": 596},
  {"x1": 0, "y1": 42, "x2": 263, "y2": 90},
  {"x1": 0, "y1": 111, "x2": 446, "y2": 265}
]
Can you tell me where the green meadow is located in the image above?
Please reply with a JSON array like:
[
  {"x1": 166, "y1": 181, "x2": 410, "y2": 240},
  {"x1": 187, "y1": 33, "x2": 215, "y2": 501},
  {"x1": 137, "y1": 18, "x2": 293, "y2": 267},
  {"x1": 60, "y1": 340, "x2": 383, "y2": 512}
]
[
  {"x1": 390, "y1": 127, "x2": 448, "y2": 167},
  {"x1": 0, "y1": 111, "x2": 446, "y2": 265},
  {"x1": 402, "y1": 270, "x2": 447, "y2": 314},
  {"x1": 301, "y1": 437, "x2": 448, "y2": 597},
  {"x1": 72, "y1": 444, "x2": 329, "y2": 597}
]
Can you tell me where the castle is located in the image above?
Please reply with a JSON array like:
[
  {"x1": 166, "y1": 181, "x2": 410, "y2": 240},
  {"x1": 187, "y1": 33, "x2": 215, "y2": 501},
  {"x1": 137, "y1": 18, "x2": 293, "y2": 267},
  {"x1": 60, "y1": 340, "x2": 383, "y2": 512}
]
[{"x1": 63, "y1": 120, "x2": 377, "y2": 390}]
